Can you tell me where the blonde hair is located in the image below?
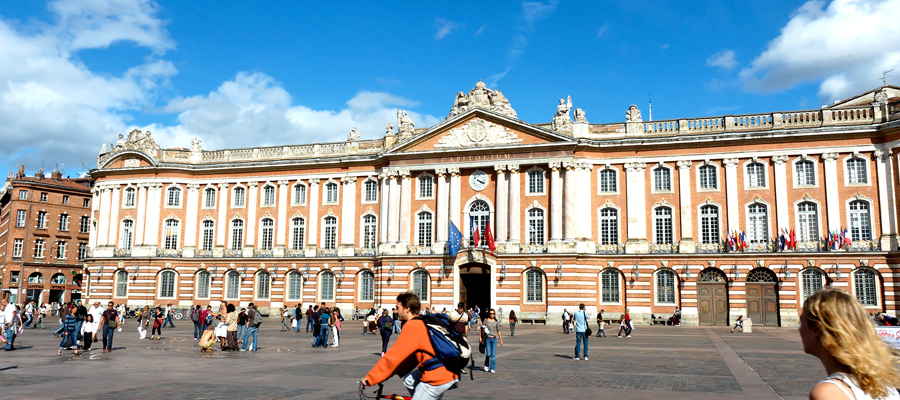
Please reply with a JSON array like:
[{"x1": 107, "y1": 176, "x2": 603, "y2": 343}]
[{"x1": 803, "y1": 288, "x2": 900, "y2": 398}]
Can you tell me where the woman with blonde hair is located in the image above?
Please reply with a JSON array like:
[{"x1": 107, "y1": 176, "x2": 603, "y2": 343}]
[{"x1": 802, "y1": 288, "x2": 900, "y2": 399}]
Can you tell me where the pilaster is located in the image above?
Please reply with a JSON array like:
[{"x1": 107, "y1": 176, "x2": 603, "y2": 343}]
[
  {"x1": 306, "y1": 179, "x2": 320, "y2": 257},
  {"x1": 339, "y1": 176, "x2": 358, "y2": 256},
  {"x1": 876, "y1": 149, "x2": 898, "y2": 250},
  {"x1": 435, "y1": 168, "x2": 449, "y2": 251},
  {"x1": 449, "y1": 167, "x2": 461, "y2": 233},
  {"x1": 106, "y1": 186, "x2": 120, "y2": 247},
  {"x1": 772, "y1": 155, "x2": 790, "y2": 234},
  {"x1": 96, "y1": 186, "x2": 111, "y2": 247},
  {"x1": 507, "y1": 164, "x2": 521, "y2": 253},
  {"x1": 183, "y1": 183, "x2": 200, "y2": 257},
  {"x1": 243, "y1": 182, "x2": 258, "y2": 257},
  {"x1": 563, "y1": 161, "x2": 577, "y2": 243},
  {"x1": 676, "y1": 161, "x2": 695, "y2": 253},
  {"x1": 379, "y1": 172, "x2": 390, "y2": 244},
  {"x1": 134, "y1": 184, "x2": 148, "y2": 246},
  {"x1": 575, "y1": 162, "x2": 595, "y2": 253},
  {"x1": 548, "y1": 162, "x2": 565, "y2": 253},
  {"x1": 624, "y1": 162, "x2": 649, "y2": 253},
  {"x1": 494, "y1": 164, "x2": 509, "y2": 244},
  {"x1": 275, "y1": 180, "x2": 290, "y2": 256},
  {"x1": 214, "y1": 183, "x2": 229, "y2": 257},
  {"x1": 723, "y1": 158, "x2": 740, "y2": 233},
  {"x1": 822, "y1": 152, "x2": 841, "y2": 231},
  {"x1": 398, "y1": 169, "x2": 411, "y2": 249}
]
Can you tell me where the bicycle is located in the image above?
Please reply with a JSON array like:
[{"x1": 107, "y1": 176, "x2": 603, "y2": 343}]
[{"x1": 359, "y1": 381, "x2": 453, "y2": 400}]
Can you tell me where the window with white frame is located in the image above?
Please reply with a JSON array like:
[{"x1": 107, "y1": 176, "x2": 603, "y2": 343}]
[
  {"x1": 747, "y1": 204, "x2": 768, "y2": 243},
  {"x1": 35, "y1": 239, "x2": 45, "y2": 258},
  {"x1": 699, "y1": 165, "x2": 717, "y2": 189},
  {"x1": 417, "y1": 212, "x2": 433, "y2": 246},
  {"x1": 262, "y1": 186, "x2": 275, "y2": 206},
  {"x1": 801, "y1": 269, "x2": 824, "y2": 302},
  {"x1": 412, "y1": 270, "x2": 429, "y2": 301},
  {"x1": 747, "y1": 163, "x2": 765, "y2": 188},
  {"x1": 469, "y1": 200, "x2": 490, "y2": 246},
  {"x1": 601, "y1": 270, "x2": 620, "y2": 303},
  {"x1": 225, "y1": 271, "x2": 240, "y2": 299},
  {"x1": 798, "y1": 202, "x2": 819, "y2": 242},
  {"x1": 167, "y1": 187, "x2": 181, "y2": 207},
  {"x1": 37, "y1": 212, "x2": 47, "y2": 228},
  {"x1": 656, "y1": 269, "x2": 676, "y2": 304},
  {"x1": 159, "y1": 270, "x2": 176, "y2": 298},
  {"x1": 324, "y1": 216, "x2": 338, "y2": 249},
  {"x1": 418, "y1": 174, "x2": 433, "y2": 198},
  {"x1": 294, "y1": 184, "x2": 307, "y2": 205},
  {"x1": 233, "y1": 187, "x2": 246, "y2": 207},
  {"x1": 847, "y1": 158, "x2": 868, "y2": 184},
  {"x1": 320, "y1": 271, "x2": 335, "y2": 301},
  {"x1": 260, "y1": 218, "x2": 274, "y2": 250},
  {"x1": 80, "y1": 216, "x2": 90, "y2": 233},
  {"x1": 13, "y1": 239, "x2": 23, "y2": 258},
  {"x1": 164, "y1": 219, "x2": 180, "y2": 250},
  {"x1": 525, "y1": 269, "x2": 543, "y2": 302},
  {"x1": 363, "y1": 215, "x2": 377, "y2": 249},
  {"x1": 77, "y1": 243, "x2": 86, "y2": 259},
  {"x1": 62, "y1": 195, "x2": 69, "y2": 205},
  {"x1": 56, "y1": 241, "x2": 67, "y2": 258},
  {"x1": 59, "y1": 214, "x2": 69, "y2": 231},
  {"x1": 196, "y1": 270, "x2": 210, "y2": 299},
  {"x1": 795, "y1": 160, "x2": 815, "y2": 186},
  {"x1": 256, "y1": 271, "x2": 271, "y2": 299},
  {"x1": 528, "y1": 169, "x2": 544, "y2": 194},
  {"x1": 16, "y1": 210, "x2": 26, "y2": 227},
  {"x1": 599, "y1": 208, "x2": 618, "y2": 245},
  {"x1": 120, "y1": 220, "x2": 134, "y2": 249},
  {"x1": 231, "y1": 219, "x2": 244, "y2": 250},
  {"x1": 201, "y1": 220, "x2": 215, "y2": 250},
  {"x1": 325, "y1": 182, "x2": 338, "y2": 203},
  {"x1": 599, "y1": 169, "x2": 616, "y2": 193},
  {"x1": 18, "y1": 190, "x2": 27, "y2": 200},
  {"x1": 83, "y1": 198, "x2": 89, "y2": 207},
  {"x1": 654, "y1": 207, "x2": 673, "y2": 244},
  {"x1": 653, "y1": 167, "x2": 671, "y2": 191},
  {"x1": 849, "y1": 200, "x2": 872, "y2": 241},
  {"x1": 854, "y1": 268, "x2": 877, "y2": 306},
  {"x1": 528, "y1": 208, "x2": 545, "y2": 245},
  {"x1": 124, "y1": 187, "x2": 136, "y2": 207},
  {"x1": 204, "y1": 188, "x2": 216, "y2": 208},
  {"x1": 41, "y1": 192, "x2": 47, "y2": 201},
  {"x1": 115, "y1": 270, "x2": 128, "y2": 297},
  {"x1": 700, "y1": 205, "x2": 719, "y2": 244},
  {"x1": 364, "y1": 180, "x2": 378, "y2": 202},
  {"x1": 360, "y1": 270, "x2": 374, "y2": 301},
  {"x1": 286, "y1": 271, "x2": 302, "y2": 300},
  {"x1": 291, "y1": 218, "x2": 305, "y2": 250}
]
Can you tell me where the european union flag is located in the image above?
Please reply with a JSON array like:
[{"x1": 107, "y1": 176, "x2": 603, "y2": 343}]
[{"x1": 448, "y1": 221, "x2": 463, "y2": 257}]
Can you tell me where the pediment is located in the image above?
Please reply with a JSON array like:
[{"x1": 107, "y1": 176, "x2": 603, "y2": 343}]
[{"x1": 387, "y1": 108, "x2": 575, "y2": 154}]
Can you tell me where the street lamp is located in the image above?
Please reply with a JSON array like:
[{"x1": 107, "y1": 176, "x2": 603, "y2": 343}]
[
  {"x1": 556, "y1": 261, "x2": 563, "y2": 280},
  {"x1": 782, "y1": 261, "x2": 791, "y2": 280},
  {"x1": 633, "y1": 261, "x2": 640, "y2": 281},
  {"x1": 683, "y1": 263, "x2": 691, "y2": 280},
  {"x1": 835, "y1": 260, "x2": 842, "y2": 280},
  {"x1": 389, "y1": 262, "x2": 395, "y2": 280},
  {"x1": 500, "y1": 261, "x2": 506, "y2": 280}
]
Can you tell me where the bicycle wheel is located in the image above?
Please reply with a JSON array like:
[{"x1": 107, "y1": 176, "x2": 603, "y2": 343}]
[{"x1": 174, "y1": 312, "x2": 184, "y2": 320}]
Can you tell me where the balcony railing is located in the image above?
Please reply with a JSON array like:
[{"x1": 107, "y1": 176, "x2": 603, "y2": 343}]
[
  {"x1": 650, "y1": 243, "x2": 678, "y2": 254},
  {"x1": 355, "y1": 247, "x2": 376, "y2": 256},
  {"x1": 195, "y1": 249, "x2": 213, "y2": 258},
  {"x1": 114, "y1": 248, "x2": 132, "y2": 257},
  {"x1": 254, "y1": 249, "x2": 274, "y2": 258},
  {"x1": 156, "y1": 248, "x2": 183, "y2": 257},
  {"x1": 696, "y1": 243, "x2": 724, "y2": 253},
  {"x1": 520, "y1": 244, "x2": 548, "y2": 254},
  {"x1": 285, "y1": 249, "x2": 305, "y2": 257},
  {"x1": 794, "y1": 240, "x2": 824, "y2": 252},
  {"x1": 846, "y1": 240, "x2": 880, "y2": 252},
  {"x1": 596, "y1": 244, "x2": 624, "y2": 254},
  {"x1": 409, "y1": 245, "x2": 434, "y2": 255},
  {"x1": 223, "y1": 249, "x2": 243, "y2": 257},
  {"x1": 316, "y1": 248, "x2": 337, "y2": 257}
]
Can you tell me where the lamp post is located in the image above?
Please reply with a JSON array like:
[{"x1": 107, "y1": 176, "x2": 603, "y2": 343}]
[
  {"x1": 633, "y1": 261, "x2": 640, "y2": 281},
  {"x1": 500, "y1": 261, "x2": 506, "y2": 280},
  {"x1": 835, "y1": 260, "x2": 842, "y2": 280},
  {"x1": 556, "y1": 261, "x2": 562, "y2": 280}
]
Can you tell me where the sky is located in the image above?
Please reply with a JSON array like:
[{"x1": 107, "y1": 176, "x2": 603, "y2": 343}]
[{"x1": 1, "y1": 0, "x2": 900, "y2": 177}]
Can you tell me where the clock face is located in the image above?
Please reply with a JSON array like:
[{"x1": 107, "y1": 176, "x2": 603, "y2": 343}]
[{"x1": 469, "y1": 170, "x2": 489, "y2": 191}]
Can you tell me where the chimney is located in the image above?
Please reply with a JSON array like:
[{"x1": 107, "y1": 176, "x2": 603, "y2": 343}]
[
  {"x1": 35, "y1": 169, "x2": 44, "y2": 180},
  {"x1": 51, "y1": 169, "x2": 62, "y2": 180},
  {"x1": 17, "y1": 165, "x2": 24, "y2": 178}
]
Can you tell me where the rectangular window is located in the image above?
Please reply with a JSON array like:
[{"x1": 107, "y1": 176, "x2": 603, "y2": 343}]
[
  {"x1": 325, "y1": 183, "x2": 338, "y2": 203},
  {"x1": 57, "y1": 241, "x2": 67, "y2": 259},
  {"x1": 201, "y1": 221, "x2": 215, "y2": 251},
  {"x1": 363, "y1": 216, "x2": 377, "y2": 249},
  {"x1": 360, "y1": 273, "x2": 374, "y2": 301},
  {"x1": 699, "y1": 166, "x2": 717, "y2": 189},
  {"x1": 848, "y1": 158, "x2": 868, "y2": 184},
  {"x1": 197, "y1": 272, "x2": 210, "y2": 299},
  {"x1": 124, "y1": 189, "x2": 135, "y2": 207},
  {"x1": 653, "y1": 168, "x2": 671, "y2": 191},
  {"x1": 599, "y1": 170, "x2": 616, "y2": 193},
  {"x1": 263, "y1": 186, "x2": 275, "y2": 206},
  {"x1": 700, "y1": 206, "x2": 719, "y2": 244},
  {"x1": 16, "y1": 210, "x2": 26, "y2": 227},
  {"x1": 204, "y1": 189, "x2": 216, "y2": 208},
  {"x1": 83, "y1": 198, "x2": 90, "y2": 207},
  {"x1": 19, "y1": 190, "x2": 27, "y2": 200},
  {"x1": 601, "y1": 272, "x2": 619, "y2": 303},
  {"x1": 528, "y1": 170, "x2": 544, "y2": 194},
  {"x1": 62, "y1": 195, "x2": 69, "y2": 205},
  {"x1": 59, "y1": 214, "x2": 69, "y2": 231},
  {"x1": 78, "y1": 243, "x2": 87, "y2": 260},
  {"x1": 294, "y1": 185, "x2": 307, "y2": 204},
  {"x1": 747, "y1": 163, "x2": 765, "y2": 188},
  {"x1": 654, "y1": 208, "x2": 673, "y2": 244},
  {"x1": 417, "y1": 213, "x2": 433, "y2": 246},
  {"x1": 364, "y1": 181, "x2": 377, "y2": 203},
  {"x1": 528, "y1": 209, "x2": 545, "y2": 245},
  {"x1": 37, "y1": 212, "x2": 47, "y2": 229},
  {"x1": 13, "y1": 239, "x2": 23, "y2": 258},
  {"x1": 167, "y1": 188, "x2": 181, "y2": 207},
  {"x1": 656, "y1": 271, "x2": 675, "y2": 304},
  {"x1": 418, "y1": 176, "x2": 433, "y2": 198},
  {"x1": 599, "y1": 209, "x2": 618, "y2": 245},
  {"x1": 291, "y1": 219, "x2": 305, "y2": 250},
  {"x1": 233, "y1": 188, "x2": 246, "y2": 207},
  {"x1": 40, "y1": 193, "x2": 48, "y2": 202},
  {"x1": 80, "y1": 216, "x2": 90, "y2": 233},
  {"x1": 35, "y1": 239, "x2": 45, "y2": 258},
  {"x1": 10, "y1": 271, "x2": 20, "y2": 284},
  {"x1": 795, "y1": 161, "x2": 815, "y2": 186},
  {"x1": 324, "y1": 218, "x2": 337, "y2": 249}
]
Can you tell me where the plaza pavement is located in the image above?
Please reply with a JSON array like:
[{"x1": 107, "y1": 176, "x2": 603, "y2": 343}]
[{"x1": 0, "y1": 320, "x2": 823, "y2": 400}]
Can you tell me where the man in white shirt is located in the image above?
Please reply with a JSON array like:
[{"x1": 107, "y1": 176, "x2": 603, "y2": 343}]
[
  {"x1": 24, "y1": 301, "x2": 34, "y2": 328},
  {"x1": 2, "y1": 297, "x2": 17, "y2": 350},
  {"x1": 162, "y1": 304, "x2": 175, "y2": 328},
  {"x1": 88, "y1": 301, "x2": 105, "y2": 323}
]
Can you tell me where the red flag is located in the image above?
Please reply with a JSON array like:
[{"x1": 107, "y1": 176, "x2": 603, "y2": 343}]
[
  {"x1": 789, "y1": 229, "x2": 797, "y2": 250},
  {"x1": 473, "y1": 225, "x2": 481, "y2": 248},
  {"x1": 485, "y1": 219, "x2": 496, "y2": 255}
]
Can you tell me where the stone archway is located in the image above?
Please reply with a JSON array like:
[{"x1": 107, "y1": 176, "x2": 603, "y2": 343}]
[
  {"x1": 697, "y1": 268, "x2": 728, "y2": 326},
  {"x1": 458, "y1": 262, "x2": 491, "y2": 313},
  {"x1": 745, "y1": 268, "x2": 779, "y2": 326}
]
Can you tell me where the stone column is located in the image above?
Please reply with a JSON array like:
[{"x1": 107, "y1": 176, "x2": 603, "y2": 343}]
[
  {"x1": 106, "y1": 186, "x2": 120, "y2": 247},
  {"x1": 772, "y1": 155, "x2": 790, "y2": 234},
  {"x1": 276, "y1": 180, "x2": 290, "y2": 256},
  {"x1": 676, "y1": 161, "x2": 695, "y2": 253},
  {"x1": 494, "y1": 164, "x2": 509, "y2": 244},
  {"x1": 548, "y1": 162, "x2": 564, "y2": 252},
  {"x1": 876, "y1": 149, "x2": 898, "y2": 250},
  {"x1": 387, "y1": 172, "x2": 400, "y2": 244},
  {"x1": 822, "y1": 152, "x2": 841, "y2": 231},
  {"x1": 398, "y1": 169, "x2": 411, "y2": 248},
  {"x1": 134, "y1": 184, "x2": 148, "y2": 246},
  {"x1": 183, "y1": 183, "x2": 200, "y2": 256},
  {"x1": 215, "y1": 183, "x2": 229, "y2": 256},
  {"x1": 379, "y1": 172, "x2": 390, "y2": 244},
  {"x1": 243, "y1": 182, "x2": 258, "y2": 256},
  {"x1": 723, "y1": 158, "x2": 740, "y2": 232},
  {"x1": 339, "y1": 176, "x2": 358, "y2": 256},
  {"x1": 575, "y1": 162, "x2": 594, "y2": 253},
  {"x1": 96, "y1": 186, "x2": 111, "y2": 247},
  {"x1": 144, "y1": 184, "x2": 161, "y2": 248},
  {"x1": 624, "y1": 162, "x2": 649, "y2": 253},
  {"x1": 306, "y1": 179, "x2": 320, "y2": 256},
  {"x1": 449, "y1": 167, "x2": 461, "y2": 233},
  {"x1": 507, "y1": 164, "x2": 521, "y2": 251},
  {"x1": 435, "y1": 168, "x2": 449, "y2": 252},
  {"x1": 563, "y1": 161, "x2": 577, "y2": 242},
  {"x1": 88, "y1": 188, "x2": 100, "y2": 249}
]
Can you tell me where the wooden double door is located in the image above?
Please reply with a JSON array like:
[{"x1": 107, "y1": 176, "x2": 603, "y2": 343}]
[
  {"x1": 697, "y1": 283, "x2": 728, "y2": 326},
  {"x1": 745, "y1": 283, "x2": 779, "y2": 326}
]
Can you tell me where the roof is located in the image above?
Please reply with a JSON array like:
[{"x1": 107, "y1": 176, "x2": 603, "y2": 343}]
[{"x1": 8, "y1": 176, "x2": 93, "y2": 193}]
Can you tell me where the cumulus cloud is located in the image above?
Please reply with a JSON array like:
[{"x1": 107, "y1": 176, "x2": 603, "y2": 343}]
[
  {"x1": 739, "y1": 0, "x2": 900, "y2": 102},
  {"x1": 706, "y1": 49, "x2": 737, "y2": 70},
  {"x1": 434, "y1": 18, "x2": 458, "y2": 40}
]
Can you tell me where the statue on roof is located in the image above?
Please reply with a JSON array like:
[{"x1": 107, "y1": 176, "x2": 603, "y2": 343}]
[
  {"x1": 115, "y1": 134, "x2": 126, "y2": 150},
  {"x1": 120, "y1": 129, "x2": 161, "y2": 155},
  {"x1": 552, "y1": 95, "x2": 573, "y2": 134},
  {"x1": 574, "y1": 108, "x2": 588, "y2": 124},
  {"x1": 385, "y1": 123, "x2": 394, "y2": 136},
  {"x1": 447, "y1": 80, "x2": 518, "y2": 119},
  {"x1": 397, "y1": 110, "x2": 415, "y2": 139},
  {"x1": 347, "y1": 127, "x2": 360, "y2": 141},
  {"x1": 626, "y1": 105, "x2": 642, "y2": 122}
]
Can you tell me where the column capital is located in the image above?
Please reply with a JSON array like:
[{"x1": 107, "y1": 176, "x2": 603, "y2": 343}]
[
  {"x1": 875, "y1": 148, "x2": 893, "y2": 161},
  {"x1": 676, "y1": 160, "x2": 692, "y2": 170},
  {"x1": 217, "y1": 182, "x2": 230, "y2": 189},
  {"x1": 548, "y1": 161, "x2": 561, "y2": 171},
  {"x1": 398, "y1": 169, "x2": 411, "y2": 179},
  {"x1": 340, "y1": 176, "x2": 358, "y2": 185},
  {"x1": 435, "y1": 168, "x2": 447, "y2": 177},
  {"x1": 723, "y1": 158, "x2": 740, "y2": 167},
  {"x1": 186, "y1": 183, "x2": 201, "y2": 191},
  {"x1": 494, "y1": 164, "x2": 507, "y2": 173},
  {"x1": 151, "y1": 183, "x2": 163, "y2": 190},
  {"x1": 772, "y1": 155, "x2": 789, "y2": 165},
  {"x1": 278, "y1": 180, "x2": 291, "y2": 186},
  {"x1": 822, "y1": 152, "x2": 840, "y2": 162},
  {"x1": 309, "y1": 178, "x2": 321, "y2": 185},
  {"x1": 624, "y1": 162, "x2": 645, "y2": 173},
  {"x1": 576, "y1": 162, "x2": 592, "y2": 171},
  {"x1": 248, "y1": 182, "x2": 259, "y2": 188},
  {"x1": 507, "y1": 164, "x2": 520, "y2": 173},
  {"x1": 448, "y1": 167, "x2": 460, "y2": 177},
  {"x1": 563, "y1": 161, "x2": 578, "y2": 171}
]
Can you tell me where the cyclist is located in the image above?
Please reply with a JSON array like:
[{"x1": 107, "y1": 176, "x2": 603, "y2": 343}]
[{"x1": 361, "y1": 292, "x2": 458, "y2": 400}]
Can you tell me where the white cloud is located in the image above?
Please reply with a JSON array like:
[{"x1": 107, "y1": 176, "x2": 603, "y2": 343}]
[
  {"x1": 739, "y1": 0, "x2": 900, "y2": 102},
  {"x1": 51, "y1": 0, "x2": 173, "y2": 54},
  {"x1": 494, "y1": 1, "x2": 558, "y2": 86},
  {"x1": 521, "y1": 0, "x2": 558, "y2": 30},
  {"x1": 706, "y1": 49, "x2": 737, "y2": 70},
  {"x1": 474, "y1": 26, "x2": 485, "y2": 37},
  {"x1": 597, "y1": 21, "x2": 609, "y2": 38},
  {"x1": 487, "y1": 68, "x2": 511, "y2": 88},
  {"x1": 434, "y1": 18, "x2": 458, "y2": 40}
]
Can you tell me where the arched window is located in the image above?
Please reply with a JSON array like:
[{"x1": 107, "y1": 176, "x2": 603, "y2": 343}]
[
  {"x1": 795, "y1": 160, "x2": 815, "y2": 186},
  {"x1": 656, "y1": 269, "x2": 676, "y2": 304},
  {"x1": 417, "y1": 212, "x2": 433, "y2": 246},
  {"x1": 324, "y1": 216, "x2": 338, "y2": 249},
  {"x1": 418, "y1": 174, "x2": 433, "y2": 198},
  {"x1": 256, "y1": 271, "x2": 271, "y2": 299},
  {"x1": 747, "y1": 204, "x2": 768, "y2": 243},
  {"x1": 700, "y1": 205, "x2": 719, "y2": 244},
  {"x1": 747, "y1": 163, "x2": 765, "y2": 188},
  {"x1": 599, "y1": 169, "x2": 616, "y2": 193},
  {"x1": 201, "y1": 220, "x2": 215, "y2": 251},
  {"x1": 747, "y1": 268, "x2": 777, "y2": 282},
  {"x1": 51, "y1": 273, "x2": 66, "y2": 284},
  {"x1": 698, "y1": 268, "x2": 727, "y2": 282},
  {"x1": 363, "y1": 215, "x2": 377, "y2": 249},
  {"x1": 320, "y1": 271, "x2": 335, "y2": 301},
  {"x1": 653, "y1": 167, "x2": 671, "y2": 191},
  {"x1": 166, "y1": 187, "x2": 181, "y2": 207},
  {"x1": 294, "y1": 184, "x2": 307, "y2": 204},
  {"x1": 286, "y1": 270, "x2": 302, "y2": 300},
  {"x1": 847, "y1": 158, "x2": 868, "y2": 184},
  {"x1": 115, "y1": 270, "x2": 128, "y2": 297},
  {"x1": 360, "y1": 270, "x2": 374, "y2": 301},
  {"x1": 159, "y1": 270, "x2": 176, "y2": 298},
  {"x1": 801, "y1": 269, "x2": 824, "y2": 302},
  {"x1": 699, "y1": 165, "x2": 717, "y2": 189},
  {"x1": 528, "y1": 208, "x2": 545, "y2": 245},
  {"x1": 262, "y1": 185, "x2": 276, "y2": 206},
  {"x1": 600, "y1": 270, "x2": 620, "y2": 303},
  {"x1": 325, "y1": 182, "x2": 338, "y2": 203},
  {"x1": 225, "y1": 270, "x2": 240, "y2": 300},
  {"x1": 233, "y1": 187, "x2": 246, "y2": 207},
  {"x1": 291, "y1": 218, "x2": 305, "y2": 250},
  {"x1": 27, "y1": 272, "x2": 44, "y2": 283},
  {"x1": 196, "y1": 270, "x2": 210, "y2": 299},
  {"x1": 412, "y1": 270, "x2": 429, "y2": 301},
  {"x1": 364, "y1": 180, "x2": 378, "y2": 202},
  {"x1": 231, "y1": 219, "x2": 245, "y2": 250},
  {"x1": 528, "y1": 169, "x2": 544, "y2": 194},
  {"x1": 124, "y1": 187, "x2": 136, "y2": 207},
  {"x1": 599, "y1": 208, "x2": 618, "y2": 245},
  {"x1": 120, "y1": 219, "x2": 134, "y2": 250},
  {"x1": 163, "y1": 219, "x2": 180, "y2": 250},
  {"x1": 849, "y1": 200, "x2": 872, "y2": 240},
  {"x1": 260, "y1": 218, "x2": 275, "y2": 250},
  {"x1": 525, "y1": 269, "x2": 544, "y2": 302},
  {"x1": 798, "y1": 202, "x2": 819, "y2": 242},
  {"x1": 854, "y1": 268, "x2": 877, "y2": 306},
  {"x1": 468, "y1": 200, "x2": 490, "y2": 246},
  {"x1": 654, "y1": 207, "x2": 673, "y2": 244},
  {"x1": 204, "y1": 188, "x2": 216, "y2": 208}
]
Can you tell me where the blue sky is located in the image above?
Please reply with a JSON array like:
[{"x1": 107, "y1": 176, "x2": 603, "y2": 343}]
[{"x1": 1, "y1": 0, "x2": 899, "y2": 176}]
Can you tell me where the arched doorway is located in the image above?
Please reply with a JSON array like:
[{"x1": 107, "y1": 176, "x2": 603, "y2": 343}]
[
  {"x1": 26, "y1": 272, "x2": 44, "y2": 304},
  {"x1": 49, "y1": 273, "x2": 67, "y2": 304},
  {"x1": 745, "y1": 268, "x2": 779, "y2": 326},
  {"x1": 697, "y1": 268, "x2": 728, "y2": 326},
  {"x1": 459, "y1": 262, "x2": 491, "y2": 312}
]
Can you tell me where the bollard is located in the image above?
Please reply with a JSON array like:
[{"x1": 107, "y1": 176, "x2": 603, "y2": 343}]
[{"x1": 744, "y1": 318, "x2": 753, "y2": 333}]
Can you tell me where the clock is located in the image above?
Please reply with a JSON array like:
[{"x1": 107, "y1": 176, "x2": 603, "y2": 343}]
[{"x1": 469, "y1": 170, "x2": 489, "y2": 191}]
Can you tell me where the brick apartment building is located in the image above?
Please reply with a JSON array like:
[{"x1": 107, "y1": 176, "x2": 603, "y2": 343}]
[{"x1": 0, "y1": 166, "x2": 93, "y2": 305}]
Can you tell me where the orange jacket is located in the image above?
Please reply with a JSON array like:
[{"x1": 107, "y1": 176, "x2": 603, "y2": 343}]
[{"x1": 364, "y1": 318, "x2": 458, "y2": 386}]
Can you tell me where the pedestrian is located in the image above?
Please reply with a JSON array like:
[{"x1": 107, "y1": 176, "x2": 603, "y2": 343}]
[
  {"x1": 214, "y1": 315, "x2": 227, "y2": 348},
  {"x1": 162, "y1": 303, "x2": 175, "y2": 328},
  {"x1": 331, "y1": 308, "x2": 342, "y2": 347},
  {"x1": 1, "y1": 296, "x2": 16, "y2": 350},
  {"x1": 498, "y1": 308, "x2": 504, "y2": 324},
  {"x1": 294, "y1": 303, "x2": 303, "y2": 332},
  {"x1": 116, "y1": 303, "x2": 126, "y2": 327},
  {"x1": 731, "y1": 315, "x2": 744, "y2": 333},
  {"x1": 73, "y1": 300, "x2": 87, "y2": 339},
  {"x1": 364, "y1": 310, "x2": 377, "y2": 334},
  {"x1": 281, "y1": 305, "x2": 291, "y2": 332},
  {"x1": 24, "y1": 300, "x2": 34, "y2": 328},
  {"x1": 241, "y1": 303, "x2": 261, "y2": 352},
  {"x1": 314, "y1": 307, "x2": 331, "y2": 348},
  {"x1": 392, "y1": 307, "x2": 401, "y2": 334},
  {"x1": 58, "y1": 307, "x2": 77, "y2": 356},
  {"x1": 37, "y1": 303, "x2": 46, "y2": 329},
  {"x1": 151, "y1": 306, "x2": 164, "y2": 340},
  {"x1": 449, "y1": 302, "x2": 469, "y2": 337},
  {"x1": 311, "y1": 305, "x2": 322, "y2": 341},
  {"x1": 573, "y1": 303, "x2": 589, "y2": 361},
  {"x1": 801, "y1": 288, "x2": 900, "y2": 400},
  {"x1": 617, "y1": 313, "x2": 628, "y2": 338},
  {"x1": 225, "y1": 303, "x2": 238, "y2": 351},
  {"x1": 87, "y1": 301, "x2": 103, "y2": 330},
  {"x1": 376, "y1": 309, "x2": 393, "y2": 356},
  {"x1": 137, "y1": 305, "x2": 150, "y2": 339},
  {"x1": 624, "y1": 308, "x2": 633, "y2": 337},
  {"x1": 508, "y1": 310, "x2": 517, "y2": 336},
  {"x1": 674, "y1": 308, "x2": 682, "y2": 326},
  {"x1": 201, "y1": 305, "x2": 212, "y2": 332},
  {"x1": 80, "y1": 314, "x2": 98, "y2": 352},
  {"x1": 480, "y1": 308, "x2": 503, "y2": 373},
  {"x1": 198, "y1": 321, "x2": 217, "y2": 352},
  {"x1": 562, "y1": 308, "x2": 571, "y2": 334},
  {"x1": 305, "y1": 305, "x2": 314, "y2": 332},
  {"x1": 237, "y1": 308, "x2": 247, "y2": 346},
  {"x1": 190, "y1": 305, "x2": 203, "y2": 340},
  {"x1": 596, "y1": 309, "x2": 606, "y2": 337},
  {"x1": 100, "y1": 301, "x2": 119, "y2": 351}
]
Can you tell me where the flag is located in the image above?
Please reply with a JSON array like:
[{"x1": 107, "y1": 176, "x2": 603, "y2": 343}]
[
  {"x1": 448, "y1": 222, "x2": 463, "y2": 257},
  {"x1": 727, "y1": 232, "x2": 736, "y2": 251},
  {"x1": 739, "y1": 231, "x2": 748, "y2": 250},
  {"x1": 842, "y1": 228, "x2": 852, "y2": 247},
  {"x1": 484, "y1": 219, "x2": 496, "y2": 255},
  {"x1": 789, "y1": 229, "x2": 797, "y2": 250},
  {"x1": 778, "y1": 229, "x2": 787, "y2": 250},
  {"x1": 470, "y1": 215, "x2": 480, "y2": 248}
]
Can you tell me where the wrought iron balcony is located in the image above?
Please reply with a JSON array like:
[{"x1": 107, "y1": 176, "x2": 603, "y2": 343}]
[
  {"x1": 223, "y1": 249, "x2": 243, "y2": 257},
  {"x1": 285, "y1": 248, "x2": 305, "y2": 257},
  {"x1": 316, "y1": 248, "x2": 338, "y2": 257},
  {"x1": 156, "y1": 248, "x2": 183, "y2": 257},
  {"x1": 520, "y1": 244, "x2": 548, "y2": 254},
  {"x1": 650, "y1": 243, "x2": 678, "y2": 254},
  {"x1": 355, "y1": 247, "x2": 376, "y2": 256},
  {"x1": 114, "y1": 248, "x2": 132, "y2": 257},
  {"x1": 596, "y1": 244, "x2": 624, "y2": 254}
]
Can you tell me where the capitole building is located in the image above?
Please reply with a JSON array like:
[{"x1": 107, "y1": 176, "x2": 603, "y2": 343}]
[{"x1": 84, "y1": 81, "x2": 900, "y2": 326}]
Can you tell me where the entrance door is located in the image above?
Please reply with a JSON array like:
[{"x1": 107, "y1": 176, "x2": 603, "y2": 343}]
[
  {"x1": 697, "y1": 268, "x2": 728, "y2": 326},
  {"x1": 459, "y1": 263, "x2": 491, "y2": 311},
  {"x1": 745, "y1": 268, "x2": 779, "y2": 326}
]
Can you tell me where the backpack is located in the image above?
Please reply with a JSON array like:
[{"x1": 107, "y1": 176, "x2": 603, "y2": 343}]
[
  {"x1": 191, "y1": 308, "x2": 201, "y2": 322},
  {"x1": 383, "y1": 319, "x2": 394, "y2": 332},
  {"x1": 415, "y1": 314, "x2": 471, "y2": 375},
  {"x1": 205, "y1": 312, "x2": 213, "y2": 326},
  {"x1": 251, "y1": 309, "x2": 263, "y2": 327}
]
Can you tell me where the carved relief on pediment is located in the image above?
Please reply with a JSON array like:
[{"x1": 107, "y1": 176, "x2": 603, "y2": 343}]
[{"x1": 434, "y1": 118, "x2": 522, "y2": 149}]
